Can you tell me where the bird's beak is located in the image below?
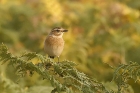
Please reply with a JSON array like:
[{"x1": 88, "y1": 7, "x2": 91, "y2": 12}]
[{"x1": 63, "y1": 29, "x2": 68, "y2": 32}]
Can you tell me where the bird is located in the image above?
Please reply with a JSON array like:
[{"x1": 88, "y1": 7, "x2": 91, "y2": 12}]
[{"x1": 44, "y1": 27, "x2": 68, "y2": 62}]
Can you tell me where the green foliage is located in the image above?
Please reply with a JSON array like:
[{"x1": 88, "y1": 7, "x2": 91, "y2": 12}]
[
  {"x1": 0, "y1": 44, "x2": 139, "y2": 93},
  {"x1": 113, "y1": 62, "x2": 140, "y2": 93},
  {"x1": 0, "y1": 44, "x2": 110, "y2": 93}
]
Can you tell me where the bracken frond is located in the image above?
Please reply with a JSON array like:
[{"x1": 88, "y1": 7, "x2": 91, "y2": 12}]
[
  {"x1": 0, "y1": 43, "x2": 110, "y2": 93},
  {"x1": 113, "y1": 61, "x2": 140, "y2": 92}
]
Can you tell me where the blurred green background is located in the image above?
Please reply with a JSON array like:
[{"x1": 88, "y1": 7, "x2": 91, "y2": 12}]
[{"x1": 0, "y1": 0, "x2": 140, "y2": 93}]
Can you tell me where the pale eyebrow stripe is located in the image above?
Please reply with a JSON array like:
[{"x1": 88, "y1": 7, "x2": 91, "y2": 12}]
[
  {"x1": 59, "y1": 28, "x2": 64, "y2": 30},
  {"x1": 53, "y1": 27, "x2": 63, "y2": 31}
]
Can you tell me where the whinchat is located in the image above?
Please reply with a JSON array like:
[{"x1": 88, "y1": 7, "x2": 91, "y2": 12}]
[{"x1": 44, "y1": 27, "x2": 68, "y2": 61}]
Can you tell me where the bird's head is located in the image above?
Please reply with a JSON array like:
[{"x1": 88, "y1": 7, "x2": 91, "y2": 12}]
[{"x1": 49, "y1": 27, "x2": 68, "y2": 37}]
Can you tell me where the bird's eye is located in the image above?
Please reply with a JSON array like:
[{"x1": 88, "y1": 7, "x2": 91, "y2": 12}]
[{"x1": 56, "y1": 30, "x2": 60, "y2": 32}]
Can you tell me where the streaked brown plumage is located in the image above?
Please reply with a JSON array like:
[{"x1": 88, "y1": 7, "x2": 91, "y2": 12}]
[{"x1": 44, "y1": 27, "x2": 68, "y2": 60}]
